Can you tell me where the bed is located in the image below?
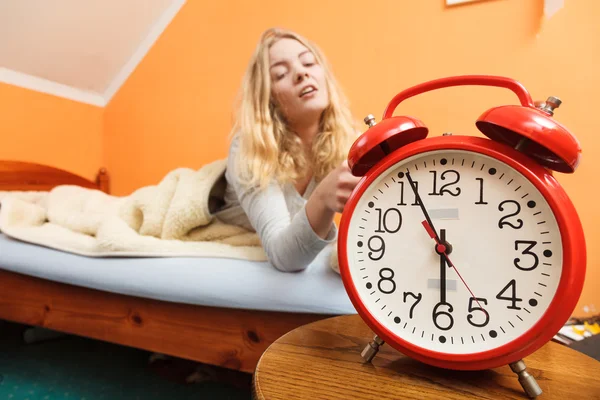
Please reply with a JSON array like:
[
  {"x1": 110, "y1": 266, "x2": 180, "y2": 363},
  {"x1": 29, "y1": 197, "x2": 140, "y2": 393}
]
[{"x1": 0, "y1": 160, "x2": 356, "y2": 373}]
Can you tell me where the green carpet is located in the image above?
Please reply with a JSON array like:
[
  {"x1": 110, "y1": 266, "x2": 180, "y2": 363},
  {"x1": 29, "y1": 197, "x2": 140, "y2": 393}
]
[{"x1": 0, "y1": 321, "x2": 251, "y2": 400}]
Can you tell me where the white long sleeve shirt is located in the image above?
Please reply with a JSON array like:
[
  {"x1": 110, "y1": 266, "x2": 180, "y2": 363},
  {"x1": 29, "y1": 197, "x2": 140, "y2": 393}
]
[{"x1": 214, "y1": 136, "x2": 337, "y2": 272}]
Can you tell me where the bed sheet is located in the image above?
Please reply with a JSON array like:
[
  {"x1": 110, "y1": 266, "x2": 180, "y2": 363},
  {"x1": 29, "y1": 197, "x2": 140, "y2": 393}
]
[{"x1": 0, "y1": 234, "x2": 356, "y2": 315}]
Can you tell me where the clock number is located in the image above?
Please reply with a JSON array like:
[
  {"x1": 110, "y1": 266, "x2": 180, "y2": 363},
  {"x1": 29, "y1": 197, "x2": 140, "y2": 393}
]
[
  {"x1": 514, "y1": 240, "x2": 539, "y2": 271},
  {"x1": 375, "y1": 208, "x2": 402, "y2": 233},
  {"x1": 397, "y1": 181, "x2": 420, "y2": 206},
  {"x1": 403, "y1": 292, "x2": 422, "y2": 319},
  {"x1": 496, "y1": 279, "x2": 523, "y2": 310},
  {"x1": 378, "y1": 268, "x2": 396, "y2": 294},
  {"x1": 432, "y1": 302, "x2": 454, "y2": 331},
  {"x1": 429, "y1": 170, "x2": 461, "y2": 197},
  {"x1": 498, "y1": 200, "x2": 523, "y2": 230},
  {"x1": 467, "y1": 297, "x2": 490, "y2": 328},
  {"x1": 368, "y1": 235, "x2": 385, "y2": 261},
  {"x1": 475, "y1": 178, "x2": 488, "y2": 205}
]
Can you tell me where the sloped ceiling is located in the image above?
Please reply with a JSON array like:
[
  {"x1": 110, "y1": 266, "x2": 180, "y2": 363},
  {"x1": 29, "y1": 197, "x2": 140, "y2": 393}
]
[{"x1": 0, "y1": 0, "x2": 185, "y2": 106}]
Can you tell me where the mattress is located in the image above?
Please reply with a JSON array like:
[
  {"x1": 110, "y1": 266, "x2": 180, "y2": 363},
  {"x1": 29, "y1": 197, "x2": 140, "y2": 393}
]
[{"x1": 0, "y1": 233, "x2": 356, "y2": 315}]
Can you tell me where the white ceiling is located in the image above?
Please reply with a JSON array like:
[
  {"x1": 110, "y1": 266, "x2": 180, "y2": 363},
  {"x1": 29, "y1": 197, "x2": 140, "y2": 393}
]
[{"x1": 0, "y1": 0, "x2": 185, "y2": 106}]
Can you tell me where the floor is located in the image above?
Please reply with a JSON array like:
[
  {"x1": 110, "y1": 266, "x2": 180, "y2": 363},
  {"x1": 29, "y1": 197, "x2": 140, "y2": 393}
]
[{"x1": 0, "y1": 320, "x2": 252, "y2": 400}]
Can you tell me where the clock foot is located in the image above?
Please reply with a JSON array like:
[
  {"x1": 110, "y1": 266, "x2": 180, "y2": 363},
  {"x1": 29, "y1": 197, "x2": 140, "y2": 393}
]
[
  {"x1": 509, "y1": 359, "x2": 542, "y2": 398},
  {"x1": 361, "y1": 335, "x2": 385, "y2": 362}
]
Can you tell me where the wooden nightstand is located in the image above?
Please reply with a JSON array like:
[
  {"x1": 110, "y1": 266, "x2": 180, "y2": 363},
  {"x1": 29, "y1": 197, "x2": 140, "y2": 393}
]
[{"x1": 253, "y1": 314, "x2": 600, "y2": 399}]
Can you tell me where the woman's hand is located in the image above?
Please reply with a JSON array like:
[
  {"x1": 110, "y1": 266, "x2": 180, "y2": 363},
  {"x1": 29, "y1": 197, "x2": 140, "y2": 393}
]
[
  {"x1": 305, "y1": 160, "x2": 361, "y2": 239},
  {"x1": 315, "y1": 160, "x2": 362, "y2": 213}
]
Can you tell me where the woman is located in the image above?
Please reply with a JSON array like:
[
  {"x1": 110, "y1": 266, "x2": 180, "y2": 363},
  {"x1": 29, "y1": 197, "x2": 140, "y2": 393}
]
[{"x1": 216, "y1": 27, "x2": 361, "y2": 272}]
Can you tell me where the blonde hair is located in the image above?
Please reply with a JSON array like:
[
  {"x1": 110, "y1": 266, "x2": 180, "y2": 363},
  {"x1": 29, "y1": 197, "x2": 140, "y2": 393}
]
[{"x1": 230, "y1": 27, "x2": 357, "y2": 189}]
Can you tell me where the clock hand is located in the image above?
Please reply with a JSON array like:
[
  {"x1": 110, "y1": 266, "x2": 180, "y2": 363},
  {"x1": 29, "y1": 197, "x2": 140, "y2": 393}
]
[
  {"x1": 405, "y1": 171, "x2": 487, "y2": 313},
  {"x1": 438, "y1": 229, "x2": 447, "y2": 304},
  {"x1": 406, "y1": 172, "x2": 440, "y2": 244},
  {"x1": 422, "y1": 220, "x2": 487, "y2": 313}
]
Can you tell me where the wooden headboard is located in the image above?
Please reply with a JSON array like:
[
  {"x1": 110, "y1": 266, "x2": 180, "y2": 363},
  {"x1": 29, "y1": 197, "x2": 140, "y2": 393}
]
[{"x1": 0, "y1": 161, "x2": 109, "y2": 193}]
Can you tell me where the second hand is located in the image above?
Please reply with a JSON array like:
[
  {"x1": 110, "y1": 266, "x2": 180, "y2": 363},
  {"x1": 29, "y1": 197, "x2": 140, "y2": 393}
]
[{"x1": 406, "y1": 171, "x2": 487, "y2": 312}]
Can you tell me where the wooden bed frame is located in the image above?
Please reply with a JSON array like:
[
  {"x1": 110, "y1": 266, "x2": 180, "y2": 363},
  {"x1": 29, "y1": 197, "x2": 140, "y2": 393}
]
[{"x1": 0, "y1": 161, "x2": 335, "y2": 373}]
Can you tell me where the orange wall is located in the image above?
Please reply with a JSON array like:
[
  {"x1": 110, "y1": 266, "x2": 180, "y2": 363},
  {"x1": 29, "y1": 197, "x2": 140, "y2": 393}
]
[
  {"x1": 104, "y1": 0, "x2": 600, "y2": 316},
  {"x1": 0, "y1": 82, "x2": 104, "y2": 181}
]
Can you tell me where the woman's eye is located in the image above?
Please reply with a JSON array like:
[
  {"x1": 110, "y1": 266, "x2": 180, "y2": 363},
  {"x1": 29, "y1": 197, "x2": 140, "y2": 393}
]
[
  {"x1": 272, "y1": 69, "x2": 287, "y2": 80},
  {"x1": 304, "y1": 63, "x2": 314, "y2": 67}
]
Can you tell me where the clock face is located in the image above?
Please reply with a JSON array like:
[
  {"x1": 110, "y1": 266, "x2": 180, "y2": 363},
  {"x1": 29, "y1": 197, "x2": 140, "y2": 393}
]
[{"x1": 345, "y1": 149, "x2": 563, "y2": 355}]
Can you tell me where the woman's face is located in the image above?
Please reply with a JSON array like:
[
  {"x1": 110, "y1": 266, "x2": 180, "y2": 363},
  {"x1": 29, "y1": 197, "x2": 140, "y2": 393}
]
[{"x1": 268, "y1": 38, "x2": 329, "y2": 126}]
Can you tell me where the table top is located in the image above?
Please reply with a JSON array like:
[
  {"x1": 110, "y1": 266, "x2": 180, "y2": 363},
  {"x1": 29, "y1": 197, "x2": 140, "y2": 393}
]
[{"x1": 253, "y1": 314, "x2": 600, "y2": 400}]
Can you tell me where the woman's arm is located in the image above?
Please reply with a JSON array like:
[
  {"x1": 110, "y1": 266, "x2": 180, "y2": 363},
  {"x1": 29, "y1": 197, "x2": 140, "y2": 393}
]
[
  {"x1": 305, "y1": 160, "x2": 361, "y2": 237},
  {"x1": 304, "y1": 190, "x2": 336, "y2": 239},
  {"x1": 226, "y1": 140, "x2": 337, "y2": 272}
]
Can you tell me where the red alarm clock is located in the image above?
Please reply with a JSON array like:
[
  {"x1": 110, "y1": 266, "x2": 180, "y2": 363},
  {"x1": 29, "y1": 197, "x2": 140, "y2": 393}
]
[{"x1": 337, "y1": 75, "x2": 586, "y2": 398}]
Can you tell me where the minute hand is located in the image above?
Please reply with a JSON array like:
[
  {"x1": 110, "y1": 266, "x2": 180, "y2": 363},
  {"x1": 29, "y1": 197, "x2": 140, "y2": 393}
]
[{"x1": 406, "y1": 172, "x2": 440, "y2": 242}]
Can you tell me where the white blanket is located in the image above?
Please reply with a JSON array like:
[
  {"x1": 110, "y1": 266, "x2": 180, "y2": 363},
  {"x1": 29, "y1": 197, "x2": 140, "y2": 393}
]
[{"x1": 0, "y1": 159, "x2": 267, "y2": 261}]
